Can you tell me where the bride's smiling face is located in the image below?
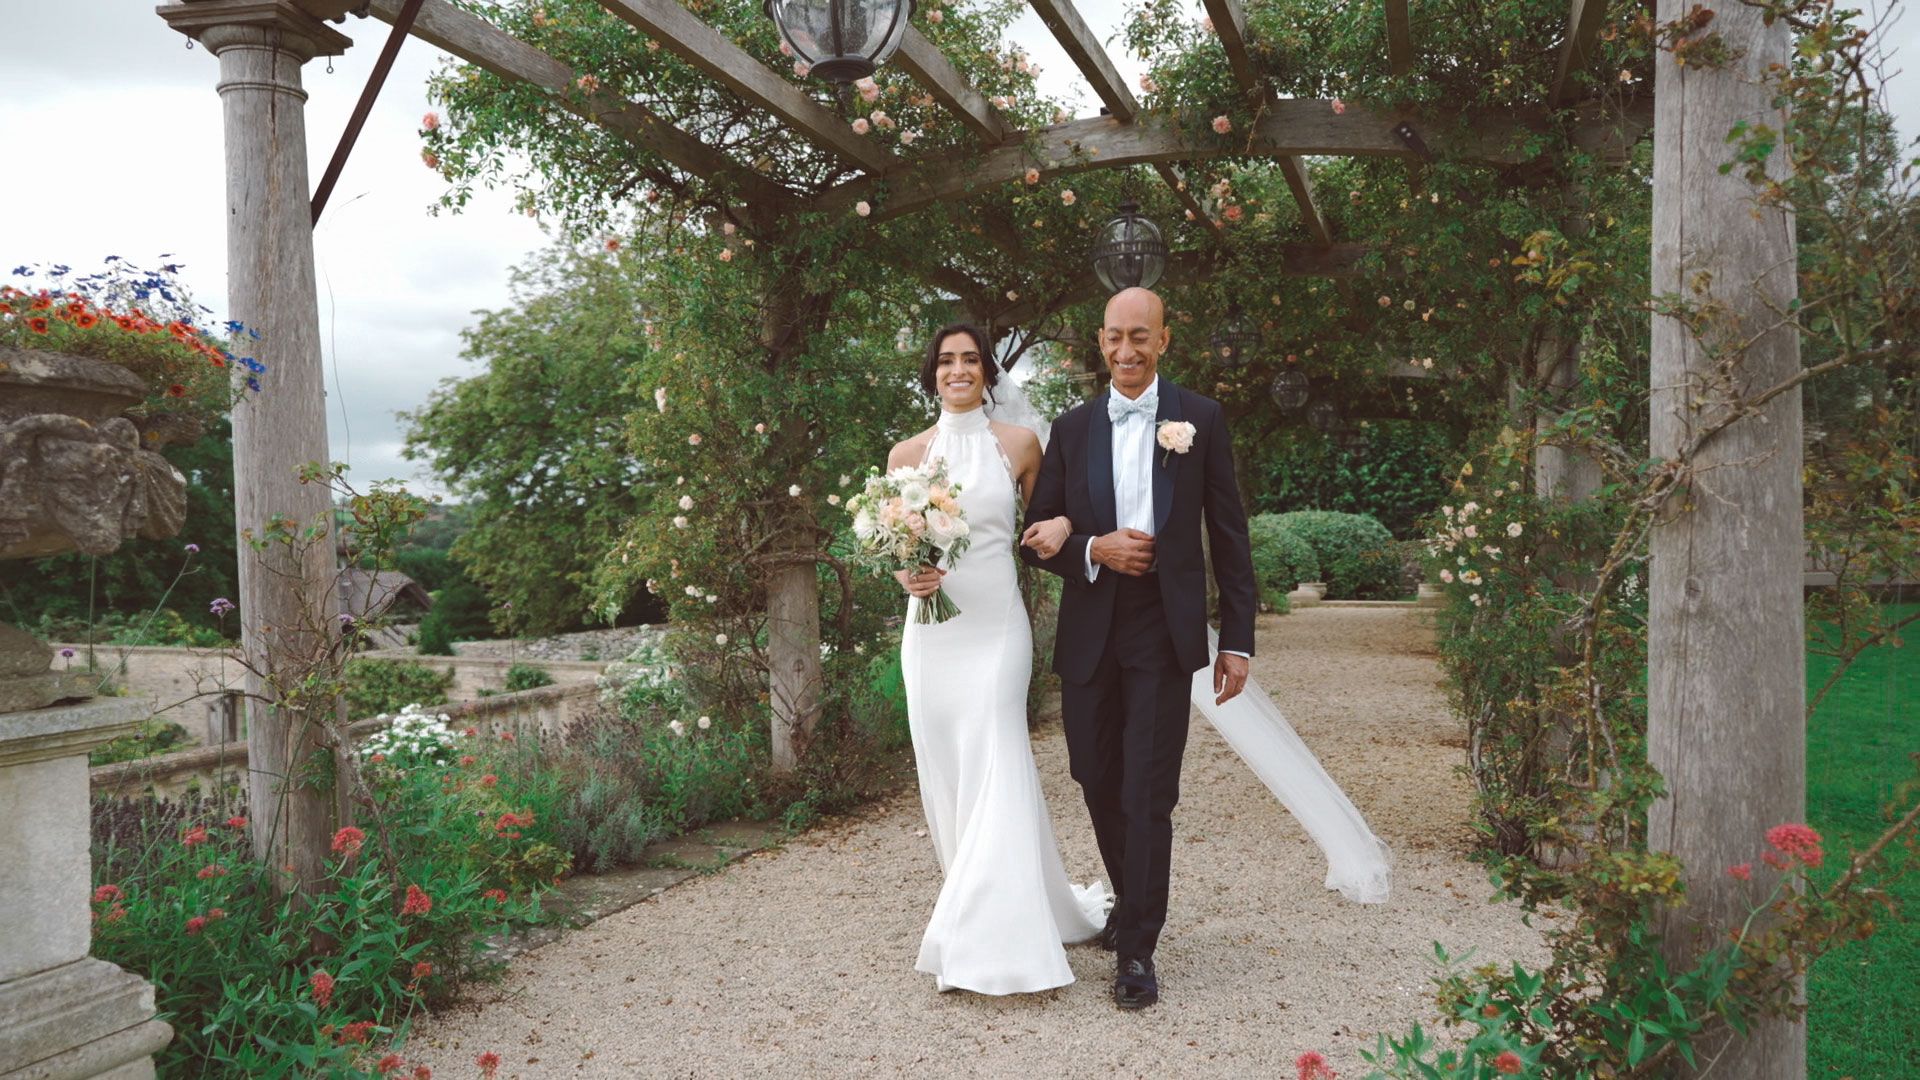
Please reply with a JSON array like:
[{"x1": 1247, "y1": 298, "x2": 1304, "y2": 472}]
[{"x1": 933, "y1": 333, "x2": 987, "y2": 410}]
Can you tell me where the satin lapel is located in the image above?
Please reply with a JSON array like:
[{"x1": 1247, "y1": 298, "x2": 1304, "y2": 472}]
[
  {"x1": 1153, "y1": 382, "x2": 1182, "y2": 535},
  {"x1": 1088, "y1": 391, "x2": 1117, "y2": 534}
]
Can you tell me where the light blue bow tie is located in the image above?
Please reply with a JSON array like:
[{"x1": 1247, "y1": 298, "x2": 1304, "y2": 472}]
[{"x1": 1107, "y1": 390, "x2": 1158, "y2": 424}]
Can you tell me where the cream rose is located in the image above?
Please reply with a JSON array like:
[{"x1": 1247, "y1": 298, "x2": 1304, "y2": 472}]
[{"x1": 1156, "y1": 420, "x2": 1197, "y2": 455}]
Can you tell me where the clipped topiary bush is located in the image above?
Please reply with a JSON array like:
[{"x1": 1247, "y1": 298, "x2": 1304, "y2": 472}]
[
  {"x1": 1248, "y1": 514, "x2": 1320, "y2": 610},
  {"x1": 1270, "y1": 510, "x2": 1406, "y2": 600},
  {"x1": 504, "y1": 662, "x2": 556, "y2": 692}
]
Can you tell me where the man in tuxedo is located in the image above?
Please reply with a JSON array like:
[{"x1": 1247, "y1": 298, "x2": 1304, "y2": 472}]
[{"x1": 1019, "y1": 287, "x2": 1258, "y2": 1009}]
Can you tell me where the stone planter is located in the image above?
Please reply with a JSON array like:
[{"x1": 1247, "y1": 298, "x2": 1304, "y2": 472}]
[
  {"x1": 0, "y1": 347, "x2": 188, "y2": 563},
  {"x1": 1286, "y1": 581, "x2": 1326, "y2": 608},
  {"x1": 0, "y1": 346, "x2": 183, "y2": 1074},
  {"x1": 0, "y1": 698, "x2": 173, "y2": 1078}
]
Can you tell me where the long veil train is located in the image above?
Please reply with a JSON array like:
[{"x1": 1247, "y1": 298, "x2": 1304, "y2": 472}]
[{"x1": 1196, "y1": 628, "x2": 1393, "y2": 904}]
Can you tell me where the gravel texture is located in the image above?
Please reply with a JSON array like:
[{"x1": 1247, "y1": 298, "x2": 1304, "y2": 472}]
[{"x1": 400, "y1": 607, "x2": 1548, "y2": 1078}]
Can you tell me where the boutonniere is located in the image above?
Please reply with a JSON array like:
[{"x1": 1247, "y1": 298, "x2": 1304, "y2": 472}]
[{"x1": 1156, "y1": 420, "x2": 1196, "y2": 467}]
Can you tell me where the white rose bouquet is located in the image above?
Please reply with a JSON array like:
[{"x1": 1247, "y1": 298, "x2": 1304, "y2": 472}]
[{"x1": 845, "y1": 460, "x2": 972, "y2": 623}]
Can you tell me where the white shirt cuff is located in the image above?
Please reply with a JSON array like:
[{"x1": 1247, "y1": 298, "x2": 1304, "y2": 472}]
[
  {"x1": 1221, "y1": 649, "x2": 1249, "y2": 658},
  {"x1": 1084, "y1": 542, "x2": 1099, "y2": 582}
]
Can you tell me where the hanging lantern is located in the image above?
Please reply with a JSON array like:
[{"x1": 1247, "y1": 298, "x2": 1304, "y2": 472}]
[
  {"x1": 1307, "y1": 398, "x2": 1341, "y2": 434},
  {"x1": 765, "y1": 0, "x2": 915, "y2": 83},
  {"x1": 1269, "y1": 369, "x2": 1310, "y2": 414},
  {"x1": 1208, "y1": 304, "x2": 1260, "y2": 368},
  {"x1": 1337, "y1": 424, "x2": 1370, "y2": 453},
  {"x1": 1089, "y1": 200, "x2": 1168, "y2": 293}
]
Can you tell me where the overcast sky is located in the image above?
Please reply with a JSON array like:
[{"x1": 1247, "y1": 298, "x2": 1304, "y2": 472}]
[{"x1": 4, "y1": 2, "x2": 1915, "y2": 498}]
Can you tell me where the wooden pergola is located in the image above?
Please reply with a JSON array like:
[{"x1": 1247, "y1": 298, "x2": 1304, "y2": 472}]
[{"x1": 152, "y1": 1, "x2": 1806, "y2": 1073}]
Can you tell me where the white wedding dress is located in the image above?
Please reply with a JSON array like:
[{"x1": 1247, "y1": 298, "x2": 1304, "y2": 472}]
[{"x1": 901, "y1": 405, "x2": 1109, "y2": 995}]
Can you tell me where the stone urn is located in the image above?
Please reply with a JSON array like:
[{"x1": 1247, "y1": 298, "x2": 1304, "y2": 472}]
[
  {"x1": 1286, "y1": 581, "x2": 1327, "y2": 609},
  {"x1": 0, "y1": 346, "x2": 183, "y2": 1075}
]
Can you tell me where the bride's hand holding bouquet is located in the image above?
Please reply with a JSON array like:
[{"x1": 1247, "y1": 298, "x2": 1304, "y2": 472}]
[{"x1": 847, "y1": 461, "x2": 971, "y2": 624}]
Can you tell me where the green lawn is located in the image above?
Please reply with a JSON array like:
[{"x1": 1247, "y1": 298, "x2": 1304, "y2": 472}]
[{"x1": 1807, "y1": 603, "x2": 1918, "y2": 1079}]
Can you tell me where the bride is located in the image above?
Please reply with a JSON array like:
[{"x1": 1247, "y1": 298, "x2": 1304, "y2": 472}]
[
  {"x1": 887, "y1": 323, "x2": 1394, "y2": 997},
  {"x1": 887, "y1": 323, "x2": 1107, "y2": 995}
]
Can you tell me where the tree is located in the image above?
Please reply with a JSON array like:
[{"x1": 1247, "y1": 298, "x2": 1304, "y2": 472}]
[{"x1": 402, "y1": 244, "x2": 650, "y2": 636}]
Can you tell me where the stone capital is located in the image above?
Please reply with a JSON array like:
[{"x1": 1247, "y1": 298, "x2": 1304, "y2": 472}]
[{"x1": 156, "y1": 1, "x2": 354, "y2": 61}]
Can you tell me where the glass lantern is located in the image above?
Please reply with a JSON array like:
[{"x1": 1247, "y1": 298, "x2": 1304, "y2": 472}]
[
  {"x1": 1269, "y1": 369, "x2": 1310, "y2": 414},
  {"x1": 1089, "y1": 200, "x2": 1168, "y2": 293},
  {"x1": 765, "y1": 0, "x2": 916, "y2": 83},
  {"x1": 1208, "y1": 304, "x2": 1259, "y2": 368}
]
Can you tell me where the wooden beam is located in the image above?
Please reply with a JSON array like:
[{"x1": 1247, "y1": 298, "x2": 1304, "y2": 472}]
[
  {"x1": 1547, "y1": 0, "x2": 1611, "y2": 110},
  {"x1": 989, "y1": 242, "x2": 1385, "y2": 325},
  {"x1": 591, "y1": 0, "x2": 896, "y2": 174},
  {"x1": 1200, "y1": 0, "x2": 1332, "y2": 247},
  {"x1": 1200, "y1": 0, "x2": 1259, "y2": 90},
  {"x1": 364, "y1": 0, "x2": 794, "y2": 206},
  {"x1": 1277, "y1": 156, "x2": 1332, "y2": 247},
  {"x1": 1153, "y1": 162, "x2": 1226, "y2": 241},
  {"x1": 820, "y1": 103, "x2": 1540, "y2": 222},
  {"x1": 1384, "y1": 0, "x2": 1414, "y2": 77},
  {"x1": 895, "y1": 28, "x2": 1012, "y2": 143},
  {"x1": 1026, "y1": 0, "x2": 1138, "y2": 122}
]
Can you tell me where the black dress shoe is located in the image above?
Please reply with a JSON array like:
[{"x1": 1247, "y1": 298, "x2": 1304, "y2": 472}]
[
  {"x1": 1113, "y1": 955, "x2": 1158, "y2": 1010},
  {"x1": 1095, "y1": 903, "x2": 1120, "y2": 952}
]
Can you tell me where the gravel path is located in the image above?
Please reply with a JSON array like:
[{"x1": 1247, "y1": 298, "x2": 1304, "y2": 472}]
[{"x1": 401, "y1": 607, "x2": 1547, "y2": 1078}]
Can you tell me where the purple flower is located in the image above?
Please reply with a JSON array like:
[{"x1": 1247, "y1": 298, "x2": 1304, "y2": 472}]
[
  {"x1": 185, "y1": 543, "x2": 200, "y2": 554},
  {"x1": 209, "y1": 597, "x2": 236, "y2": 617},
  {"x1": 59, "y1": 647, "x2": 76, "y2": 659}
]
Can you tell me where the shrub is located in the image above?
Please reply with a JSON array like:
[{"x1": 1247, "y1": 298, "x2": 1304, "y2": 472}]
[
  {"x1": 88, "y1": 742, "x2": 556, "y2": 1077},
  {"x1": 417, "y1": 580, "x2": 493, "y2": 655},
  {"x1": 343, "y1": 659, "x2": 454, "y2": 720},
  {"x1": 503, "y1": 663, "x2": 555, "y2": 692},
  {"x1": 1248, "y1": 514, "x2": 1320, "y2": 609},
  {"x1": 1270, "y1": 510, "x2": 1405, "y2": 599},
  {"x1": 89, "y1": 715, "x2": 191, "y2": 766}
]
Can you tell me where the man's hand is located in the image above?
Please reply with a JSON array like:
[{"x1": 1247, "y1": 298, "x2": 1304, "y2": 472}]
[
  {"x1": 894, "y1": 565, "x2": 946, "y2": 599},
  {"x1": 1089, "y1": 528, "x2": 1156, "y2": 576},
  {"x1": 1212, "y1": 652, "x2": 1249, "y2": 706},
  {"x1": 1020, "y1": 516, "x2": 1072, "y2": 559}
]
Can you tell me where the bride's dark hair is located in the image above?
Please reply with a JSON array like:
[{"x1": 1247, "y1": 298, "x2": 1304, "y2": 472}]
[{"x1": 919, "y1": 323, "x2": 1000, "y2": 401}]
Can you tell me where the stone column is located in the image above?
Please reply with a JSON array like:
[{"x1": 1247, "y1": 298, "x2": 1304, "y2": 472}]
[
  {"x1": 0, "y1": 698, "x2": 173, "y2": 1078},
  {"x1": 158, "y1": 1, "x2": 352, "y2": 893}
]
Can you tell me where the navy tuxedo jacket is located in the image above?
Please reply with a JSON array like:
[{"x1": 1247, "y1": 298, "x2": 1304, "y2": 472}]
[{"x1": 1020, "y1": 380, "x2": 1258, "y2": 683}]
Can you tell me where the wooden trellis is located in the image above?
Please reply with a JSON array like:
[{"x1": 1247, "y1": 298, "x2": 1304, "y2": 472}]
[{"x1": 152, "y1": 3, "x2": 1806, "y2": 1074}]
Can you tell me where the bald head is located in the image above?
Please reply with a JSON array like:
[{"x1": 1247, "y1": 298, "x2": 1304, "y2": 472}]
[{"x1": 1099, "y1": 287, "x2": 1170, "y2": 399}]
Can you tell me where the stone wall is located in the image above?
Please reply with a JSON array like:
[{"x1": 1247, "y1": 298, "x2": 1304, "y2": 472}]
[
  {"x1": 54, "y1": 643, "x2": 605, "y2": 747},
  {"x1": 89, "y1": 680, "x2": 609, "y2": 801}
]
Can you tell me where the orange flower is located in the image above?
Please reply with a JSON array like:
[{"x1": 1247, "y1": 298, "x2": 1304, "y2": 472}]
[
  {"x1": 166, "y1": 384, "x2": 187, "y2": 398},
  {"x1": 27, "y1": 317, "x2": 50, "y2": 334},
  {"x1": 74, "y1": 312, "x2": 98, "y2": 329}
]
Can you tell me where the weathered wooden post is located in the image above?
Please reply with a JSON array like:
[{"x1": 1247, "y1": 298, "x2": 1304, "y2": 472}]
[
  {"x1": 159, "y1": 0, "x2": 352, "y2": 894},
  {"x1": 762, "y1": 276, "x2": 823, "y2": 772},
  {"x1": 1648, "y1": 0, "x2": 1805, "y2": 1074}
]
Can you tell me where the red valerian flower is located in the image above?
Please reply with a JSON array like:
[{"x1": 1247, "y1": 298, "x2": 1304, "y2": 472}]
[
  {"x1": 166, "y1": 384, "x2": 187, "y2": 398},
  {"x1": 1728, "y1": 862, "x2": 1753, "y2": 881},
  {"x1": 459, "y1": 754, "x2": 476, "y2": 767},
  {"x1": 181, "y1": 824, "x2": 209, "y2": 846},
  {"x1": 185, "y1": 916, "x2": 208, "y2": 935},
  {"x1": 411, "y1": 961, "x2": 433, "y2": 981},
  {"x1": 197, "y1": 864, "x2": 228, "y2": 880},
  {"x1": 414, "y1": 1067, "x2": 432, "y2": 1080},
  {"x1": 1493, "y1": 1050, "x2": 1525, "y2": 1074},
  {"x1": 225, "y1": 816, "x2": 248, "y2": 829},
  {"x1": 476, "y1": 1051, "x2": 501, "y2": 1078},
  {"x1": 331, "y1": 826, "x2": 366, "y2": 857},
  {"x1": 1765, "y1": 823, "x2": 1824, "y2": 867},
  {"x1": 92, "y1": 884, "x2": 123, "y2": 904},
  {"x1": 207, "y1": 907, "x2": 227, "y2": 920},
  {"x1": 482, "y1": 888, "x2": 508, "y2": 903},
  {"x1": 1296, "y1": 1051, "x2": 1337, "y2": 1080},
  {"x1": 480, "y1": 774, "x2": 499, "y2": 788},
  {"x1": 336, "y1": 1020, "x2": 376, "y2": 1045},
  {"x1": 310, "y1": 970, "x2": 335, "y2": 1008},
  {"x1": 376, "y1": 1053, "x2": 405, "y2": 1075},
  {"x1": 401, "y1": 884, "x2": 433, "y2": 917}
]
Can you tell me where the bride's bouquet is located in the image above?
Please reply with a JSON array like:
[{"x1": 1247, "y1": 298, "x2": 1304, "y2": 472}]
[{"x1": 846, "y1": 461, "x2": 972, "y2": 624}]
